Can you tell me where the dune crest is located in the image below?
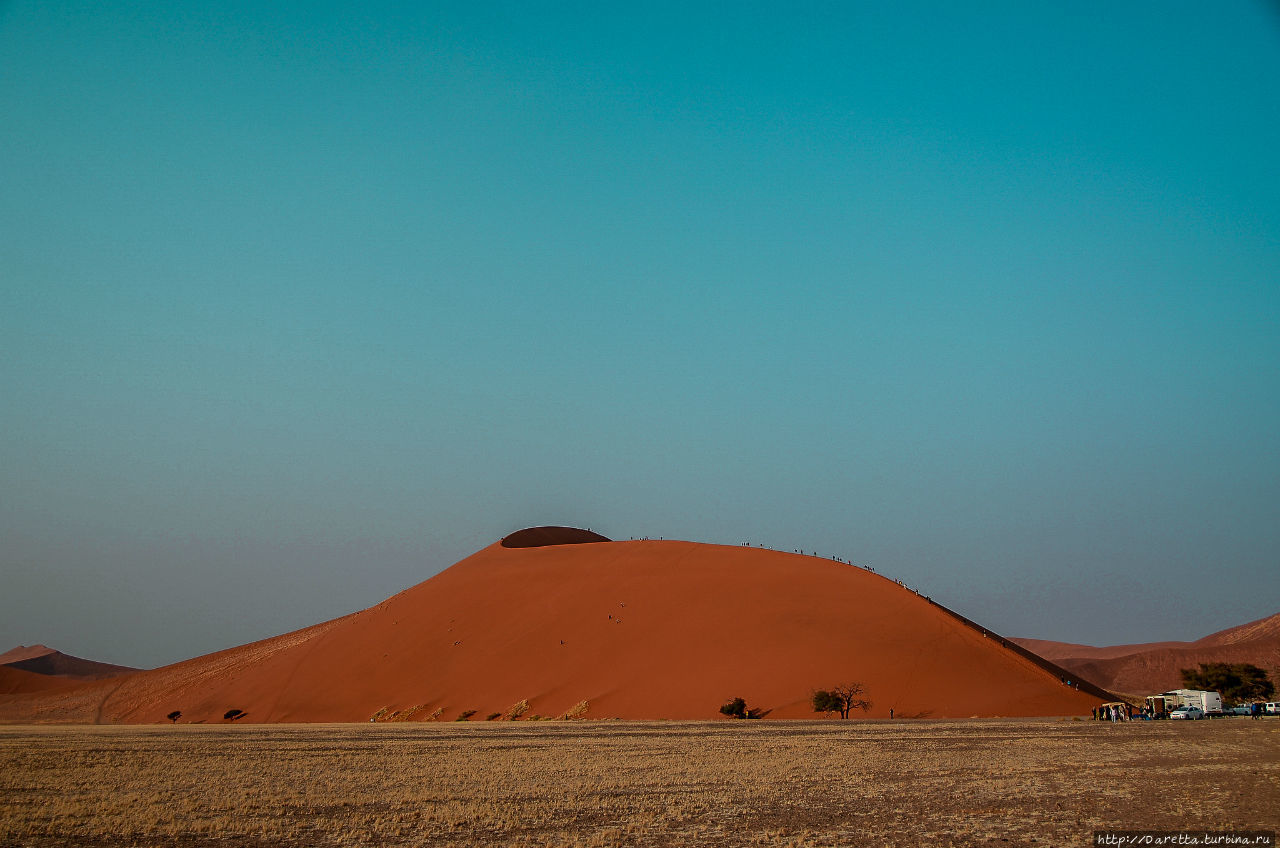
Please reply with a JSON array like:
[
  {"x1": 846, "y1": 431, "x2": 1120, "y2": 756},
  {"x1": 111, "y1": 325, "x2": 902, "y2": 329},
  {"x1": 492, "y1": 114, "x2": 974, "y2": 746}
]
[{"x1": 500, "y1": 526, "x2": 612, "y2": 548}]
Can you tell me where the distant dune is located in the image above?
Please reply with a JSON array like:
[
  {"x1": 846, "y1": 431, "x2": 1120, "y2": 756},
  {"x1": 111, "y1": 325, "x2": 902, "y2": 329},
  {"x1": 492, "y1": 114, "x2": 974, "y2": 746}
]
[
  {"x1": 1013, "y1": 612, "x2": 1280, "y2": 697},
  {"x1": 0, "y1": 645, "x2": 59, "y2": 665},
  {"x1": 0, "y1": 529, "x2": 1106, "y2": 723},
  {"x1": 0, "y1": 644, "x2": 139, "y2": 683}
]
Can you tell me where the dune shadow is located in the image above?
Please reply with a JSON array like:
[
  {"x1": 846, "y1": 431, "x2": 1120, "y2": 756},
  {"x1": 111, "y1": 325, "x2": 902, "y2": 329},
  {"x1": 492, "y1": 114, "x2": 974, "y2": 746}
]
[{"x1": 500, "y1": 527, "x2": 612, "y2": 548}]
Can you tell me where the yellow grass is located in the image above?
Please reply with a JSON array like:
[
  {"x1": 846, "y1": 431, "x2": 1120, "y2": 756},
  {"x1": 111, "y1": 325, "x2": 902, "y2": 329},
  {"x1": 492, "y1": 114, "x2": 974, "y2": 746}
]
[{"x1": 1, "y1": 719, "x2": 1277, "y2": 846}]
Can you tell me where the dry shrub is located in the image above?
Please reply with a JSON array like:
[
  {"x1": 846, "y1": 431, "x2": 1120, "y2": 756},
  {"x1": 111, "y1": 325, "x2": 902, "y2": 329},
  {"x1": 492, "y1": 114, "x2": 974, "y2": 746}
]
[
  {"x1": 392, "y1": 704, "x2": 429, "y2": 722},
  {"x1": 2, "y1": 720, "x2": 1276, "y2": 847},
  {"x1": 559, "y1": 700, "x2": 590, "y2": 720}
]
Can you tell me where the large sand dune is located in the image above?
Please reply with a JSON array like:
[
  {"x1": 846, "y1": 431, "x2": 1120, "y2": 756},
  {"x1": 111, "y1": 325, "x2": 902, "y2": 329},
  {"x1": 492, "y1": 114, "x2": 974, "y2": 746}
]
[{"x1": 0, "y1": 530, "x2": 1106, "y2": 723}]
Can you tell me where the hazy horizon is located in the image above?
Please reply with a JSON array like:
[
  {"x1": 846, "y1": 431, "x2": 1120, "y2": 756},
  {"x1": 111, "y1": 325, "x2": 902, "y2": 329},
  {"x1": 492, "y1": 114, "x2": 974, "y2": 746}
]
[{"x1": 3, "y1": 2, "x2": 1278, "y2": 669}]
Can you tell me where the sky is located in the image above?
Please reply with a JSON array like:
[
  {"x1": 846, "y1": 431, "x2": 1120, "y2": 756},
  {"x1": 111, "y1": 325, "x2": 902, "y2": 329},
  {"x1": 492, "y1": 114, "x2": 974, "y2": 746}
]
[{"x1": 2, "y1": 1, "x2": 1278, "y2": 669}]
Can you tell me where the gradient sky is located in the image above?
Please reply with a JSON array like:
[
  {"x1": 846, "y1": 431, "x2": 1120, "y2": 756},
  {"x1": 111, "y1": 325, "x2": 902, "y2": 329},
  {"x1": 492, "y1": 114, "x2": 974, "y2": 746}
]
[{"x1": 3, "y1": 2, "x2": 1278, "y2": 669}]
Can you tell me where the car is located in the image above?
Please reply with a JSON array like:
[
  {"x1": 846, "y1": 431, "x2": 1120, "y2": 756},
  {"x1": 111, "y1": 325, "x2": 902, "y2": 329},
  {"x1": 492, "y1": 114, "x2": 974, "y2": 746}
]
[
  {"x1": 1229, "y1": 705, "x2": 1252, "y2": 716},
  {"x1": 1169, "y1": 706, "x2": 1205, "y2": 720},
  {"x1": 1265, "y1": 702, "x2": 1280, "y2": 716}
]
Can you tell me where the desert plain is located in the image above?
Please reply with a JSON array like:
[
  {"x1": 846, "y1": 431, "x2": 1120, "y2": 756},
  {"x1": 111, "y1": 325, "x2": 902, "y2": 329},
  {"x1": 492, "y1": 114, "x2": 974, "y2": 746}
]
[{"x1": 3, "y1": 718, "x2": 1278, "y2": 847}]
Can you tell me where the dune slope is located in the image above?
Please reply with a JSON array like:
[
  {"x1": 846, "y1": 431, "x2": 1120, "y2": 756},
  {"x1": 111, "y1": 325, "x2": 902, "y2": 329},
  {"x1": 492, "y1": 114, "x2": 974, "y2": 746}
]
[
  {"x1": 0, "y1": 648, "x2": 138, "y2": 681},
  {"x1": 2, "y1": 532, "x2": 1106, "y2": 723}
]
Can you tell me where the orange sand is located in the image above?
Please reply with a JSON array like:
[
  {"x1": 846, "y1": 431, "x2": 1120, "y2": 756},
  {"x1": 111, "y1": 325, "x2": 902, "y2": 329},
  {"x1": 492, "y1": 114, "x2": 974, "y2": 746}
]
[
  {"x1": 0, "y1": 645, "x2": 57, "y2": 666},
  {"x1": 1, "y1": 533, "x2": 1105, "y2": 723},
  {"x1": 0, "y1": 667, "x2": 85, "y2": 696}
]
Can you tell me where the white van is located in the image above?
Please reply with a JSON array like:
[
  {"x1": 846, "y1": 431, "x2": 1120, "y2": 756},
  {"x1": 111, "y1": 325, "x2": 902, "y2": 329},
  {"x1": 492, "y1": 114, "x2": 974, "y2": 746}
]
[{"x1": 1155, "y1": 689, "x2": 1224, "y2": 717}]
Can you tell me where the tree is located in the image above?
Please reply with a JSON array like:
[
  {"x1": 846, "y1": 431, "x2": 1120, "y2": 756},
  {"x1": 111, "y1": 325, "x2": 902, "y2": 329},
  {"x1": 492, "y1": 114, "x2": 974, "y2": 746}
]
[
  {"x1": 812, "y1": 683, "x2": 872, "y2": 719},
  {"x1": 1181, "y1": 663, "x2": 1275, "y2": 704},
  {"x1": 166, "y1": 711, "x2": 181, "y2": 723},
  {"x1": 223, "y1": 709, "x2": 245, "y2": 721},
  {"x1": 719, "y1": 697, "x2": 748, "y2": 719},
  {"x1": 811, "y1": 690, "x2": 840, "y2": 716}
]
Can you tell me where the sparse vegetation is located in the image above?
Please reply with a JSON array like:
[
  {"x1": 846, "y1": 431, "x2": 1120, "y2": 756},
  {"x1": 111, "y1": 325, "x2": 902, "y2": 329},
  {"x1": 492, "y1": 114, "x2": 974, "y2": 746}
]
[
  {"x1": 559, "y1": 700, "x2": 590, "y2": 720},
  {"x1": 371, "y1": 704, "x2": 434, "y2": 723},
  {"x1": 222, "y1": 709, "x2": 245, "y2": 722},
  {"x1": 811, "y1": 683, "x2": 871, "y2": 719},
  {"x1": 392, "y1": 704, "x2": 430, "y2": 722},
  {"x1": 1, "y1": 721, "x2": 1275, "y2": 846},
  {"x1": 166, "y1": 711, "x2": 181, "y2": 723},
  {"x1": 1181, "y1": 662, "x2": 1275, "y2": 703},
  {"x1": 502, "y1": 699, "x2": 530, "y2": 720},
  {"x1": 455, "y1": 709, "x2": 477, "y2": 721},
  {"x1": 719, "y1": 697, "x2": 748, "y2": 719},
  {"x1": 486, "y1": 712, "x2": 501, "y2": 721}
]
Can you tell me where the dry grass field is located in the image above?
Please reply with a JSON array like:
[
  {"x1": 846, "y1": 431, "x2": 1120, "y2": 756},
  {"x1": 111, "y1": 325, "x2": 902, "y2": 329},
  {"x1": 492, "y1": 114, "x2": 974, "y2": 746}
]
[{"x1": 2, "y1": 719, "x2": 1278, "y2": 847}]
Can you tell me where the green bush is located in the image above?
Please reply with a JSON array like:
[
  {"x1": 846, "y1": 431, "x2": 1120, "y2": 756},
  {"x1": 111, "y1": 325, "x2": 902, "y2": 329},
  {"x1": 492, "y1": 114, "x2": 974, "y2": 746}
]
[{"x1": 1181, "y1": 663, "x2": 1275, "y2": 703}]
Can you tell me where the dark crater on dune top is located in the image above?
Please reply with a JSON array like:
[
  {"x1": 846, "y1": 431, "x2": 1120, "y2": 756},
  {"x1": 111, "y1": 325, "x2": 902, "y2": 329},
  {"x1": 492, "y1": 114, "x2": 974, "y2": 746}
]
[{"x1": 500, "y1": 526, "x2": 612, "y2": 548}]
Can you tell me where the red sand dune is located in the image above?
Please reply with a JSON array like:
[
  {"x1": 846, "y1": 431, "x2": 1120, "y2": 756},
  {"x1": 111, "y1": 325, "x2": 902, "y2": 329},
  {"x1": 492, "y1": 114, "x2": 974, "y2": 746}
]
[
  {"x1": 0, "y1": 666, "x2": 86, "y2": 696},
  {"x1": 0, "y1": 645, "x2": 58, "y2": 665},
  {"x1": 1013, "y1": 612, "x2": 1280, "y2": 696},
  {"x1": 0, "y1": 644, "x2": 138, "y2": 681},
  {"x1": 1, "y1": 530, "x2": 1108, "y2": 724}
]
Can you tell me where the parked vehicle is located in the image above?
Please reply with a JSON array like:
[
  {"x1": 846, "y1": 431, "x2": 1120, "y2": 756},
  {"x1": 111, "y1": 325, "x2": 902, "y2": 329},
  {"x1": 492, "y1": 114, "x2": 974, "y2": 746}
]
[
  {"x1": 1147, "y1": 689, "x2": 1224, "y2": 717},
  {"x1": 1169, "y1": 706, "x2": 1205, "y2": 720},
  {"x1": 1229, "y1": 705, "x2": 1252, "y2": 716},
  {"x1": 1265, "y1": 702, "x2": 1280, "y2": 715}
]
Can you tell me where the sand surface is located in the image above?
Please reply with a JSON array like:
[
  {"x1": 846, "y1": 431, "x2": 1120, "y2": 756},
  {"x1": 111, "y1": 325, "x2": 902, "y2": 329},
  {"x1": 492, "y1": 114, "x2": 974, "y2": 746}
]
[
  {"x1": 0, "y1": 667, "x2": 83, "y2": 696},
  {"x1": 2, "y1": 535, "x2": 1104, "y2": 723}
]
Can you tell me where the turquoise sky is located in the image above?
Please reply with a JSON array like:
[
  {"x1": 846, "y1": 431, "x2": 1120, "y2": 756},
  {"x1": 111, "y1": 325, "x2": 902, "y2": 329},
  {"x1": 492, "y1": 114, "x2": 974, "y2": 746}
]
[{"x1": 3, "y1": 2, "x2": 1278, "y2": 668}]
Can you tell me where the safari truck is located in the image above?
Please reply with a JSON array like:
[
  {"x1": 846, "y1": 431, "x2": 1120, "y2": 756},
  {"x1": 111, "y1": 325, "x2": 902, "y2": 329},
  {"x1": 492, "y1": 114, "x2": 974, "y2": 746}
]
[{"x1": 1147, "y1": 689, "x2": 1224, "y2": 718}]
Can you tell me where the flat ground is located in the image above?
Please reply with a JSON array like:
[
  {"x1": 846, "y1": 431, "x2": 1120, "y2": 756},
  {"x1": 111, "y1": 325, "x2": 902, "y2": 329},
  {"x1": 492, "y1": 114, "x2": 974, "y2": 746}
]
[{"x1": 1, "y1": 719, "x2": 1277, "y2": 847}]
